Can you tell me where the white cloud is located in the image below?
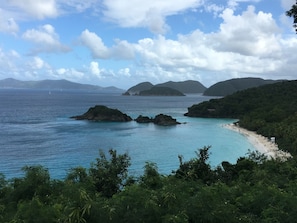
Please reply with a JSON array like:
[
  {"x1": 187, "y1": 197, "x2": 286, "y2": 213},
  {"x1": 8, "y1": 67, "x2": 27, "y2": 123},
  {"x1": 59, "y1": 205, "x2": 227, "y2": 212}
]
[
  {"x1": 80, "y1": 29, "x2": 110, "y2": 59},
  {"x1": 215, "y1": 6, "x2": 280, "y2": 56},
  {"x1": 227, "y1": 0, "x2": 260, "y2": 10},
  {"x1": 0, "y1": 12, "x2": 19, "y2": 34},
  {"x1": 102, "y1": 0, "x2": 203, "y2": 34},
  {"x1": 27, "y1": 57, "x2": 48, "y2": 69},
  {"x1": 22, "y1": 24, "x2": 70, "y2": 54},
  {"x1": 128, "y1": 6, "x2": 296, "y2": 85},
  {"x1": 80, "y1": 30, "x2": 135, "y2": 60},
  {"x1": 119, "y1": 68, "x2": 131, "y2": 77},
  {"x1": 89, "y1": 61, "x2": 101, "y2": 77},
  {"x1": 8, "y1": 0, "x2": 58, "y2": 19}
]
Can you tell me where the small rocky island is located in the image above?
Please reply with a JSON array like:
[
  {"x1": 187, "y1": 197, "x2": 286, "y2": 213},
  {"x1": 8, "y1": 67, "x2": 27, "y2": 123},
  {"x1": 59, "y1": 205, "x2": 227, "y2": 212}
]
[
  {"x1": 135, "y1": 114, "x2": 181, "y2": 126},
  {"x1": 71, "y1": 105, "x2": 181, "y2": 126},
  {"x1": 71, "y1": 105, "x2": 132, "y2": 122}
]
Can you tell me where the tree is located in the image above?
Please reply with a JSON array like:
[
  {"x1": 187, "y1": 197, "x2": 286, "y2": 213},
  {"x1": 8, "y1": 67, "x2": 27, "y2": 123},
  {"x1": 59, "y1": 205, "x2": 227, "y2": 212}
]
[
  {"x1": 174, "y1": 146, "x2": 215, "y2": 184},
  {"x1": 286, "y1": 0, "x2": 297, "y2": 33},
  {"x1": 89, "y1": 149, "x2": 131, "y2": 197}
]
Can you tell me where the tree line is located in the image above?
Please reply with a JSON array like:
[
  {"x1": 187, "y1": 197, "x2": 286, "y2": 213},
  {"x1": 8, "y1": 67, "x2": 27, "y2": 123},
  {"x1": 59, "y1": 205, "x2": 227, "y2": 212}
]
[{"x1": 1, "y1": 147, "x2": 297, "y2": 222}]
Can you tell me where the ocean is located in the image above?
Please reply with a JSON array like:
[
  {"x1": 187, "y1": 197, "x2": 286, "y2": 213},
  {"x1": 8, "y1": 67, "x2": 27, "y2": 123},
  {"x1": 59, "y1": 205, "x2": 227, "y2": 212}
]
[{"x1": 0, "y1": 89, "x2": 256, "y2": 179}]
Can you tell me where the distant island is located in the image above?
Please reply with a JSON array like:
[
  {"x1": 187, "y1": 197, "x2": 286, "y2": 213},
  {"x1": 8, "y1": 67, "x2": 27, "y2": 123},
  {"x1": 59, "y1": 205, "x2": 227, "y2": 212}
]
[
  {"x1": 123, "y1": 80, "x2": 206, "y2": 96},
  {"x1": 138, "y1": 86, "x2": 185, "y2": 96},
  {"x1": 203, "y1": 77, "x2": 283, "y2": 96},
  {"x1": 0, "y1": 78, "x2": 124, "y2": 93},
  {"x1": 1, "y1": 77, "x2": 286, "y2": 96}
]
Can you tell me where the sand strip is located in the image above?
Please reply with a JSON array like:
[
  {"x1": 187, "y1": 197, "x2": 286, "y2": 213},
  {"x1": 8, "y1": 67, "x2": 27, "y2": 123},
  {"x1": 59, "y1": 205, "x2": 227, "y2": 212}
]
[{"x1": 223, "y1": 123, "x2": 291, "y2": 160}]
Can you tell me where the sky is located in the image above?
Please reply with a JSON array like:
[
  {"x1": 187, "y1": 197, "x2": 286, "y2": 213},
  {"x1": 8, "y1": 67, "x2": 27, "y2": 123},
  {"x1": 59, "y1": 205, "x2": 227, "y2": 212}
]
[{"x1": 0, "y1": 0, "x2": 296, "y2": 89}]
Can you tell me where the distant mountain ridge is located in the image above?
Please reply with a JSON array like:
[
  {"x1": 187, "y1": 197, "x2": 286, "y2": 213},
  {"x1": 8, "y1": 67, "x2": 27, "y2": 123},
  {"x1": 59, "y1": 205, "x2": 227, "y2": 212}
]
[
  {"x1": 203, "y1": 77, "x2": 282, "y2": 96},
  {"x1": 124, "y1": 80, "x2": 206, "y2": 95},
  {"x1": 0, "y1": 78, "x2": 124, "y2": 92}
]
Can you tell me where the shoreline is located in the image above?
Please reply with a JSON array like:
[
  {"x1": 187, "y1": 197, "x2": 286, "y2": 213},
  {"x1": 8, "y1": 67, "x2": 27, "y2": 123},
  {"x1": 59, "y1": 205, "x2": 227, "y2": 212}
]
[{"x1": 223, "y1": 123, "x2": 291, "y2": 160}]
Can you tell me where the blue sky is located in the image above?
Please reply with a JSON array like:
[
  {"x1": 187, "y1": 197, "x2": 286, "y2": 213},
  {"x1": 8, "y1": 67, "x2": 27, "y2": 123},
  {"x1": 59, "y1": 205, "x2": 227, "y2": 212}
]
[{"x1": 0, "y1": 0, "x2": 296, "y2": 89}]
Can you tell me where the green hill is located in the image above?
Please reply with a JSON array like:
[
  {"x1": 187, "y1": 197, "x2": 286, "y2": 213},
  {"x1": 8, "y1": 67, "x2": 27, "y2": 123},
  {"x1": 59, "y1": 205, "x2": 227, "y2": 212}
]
[
  {"x1": 203, "y1": 77, "x2": 280, "y2": 96},
  {"x1": 156, "y1": 80, "x2": 206, "y2": 93},
  {"x1": 124, "y1": 80, "x2": 206, "y2": 95},
  {"x1": 186, "y1": 80, "x2": 297, "y2": 155},
  {"x1": 138, "y1": 86, "x2": 185, "y2": 96},
  {"x1": 123, "y1": 82, "x2": 154, "y2": 95}
]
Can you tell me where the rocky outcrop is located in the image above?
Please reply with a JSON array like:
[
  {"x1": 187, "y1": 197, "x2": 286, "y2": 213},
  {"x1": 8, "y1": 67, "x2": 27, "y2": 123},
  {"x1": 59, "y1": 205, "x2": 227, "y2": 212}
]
[
  {"x1": 71, "y1": 105, "x2": 132, "y2": 122},
  {"x1": 134, "y1": 115, "x2": 153, "y2": 123},
  {"x1": 135, "y1": 114, "x2": 181, "y2": 126},
  {"x1": 153, "y1": 114, "x2": 181, "y2": 126}
]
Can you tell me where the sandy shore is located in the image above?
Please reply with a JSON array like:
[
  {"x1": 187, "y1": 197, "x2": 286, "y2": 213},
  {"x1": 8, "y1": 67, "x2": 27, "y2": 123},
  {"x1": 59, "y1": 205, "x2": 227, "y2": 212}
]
[{"x1": 223, "y1": 123, "x2": 291, "y2": 160}]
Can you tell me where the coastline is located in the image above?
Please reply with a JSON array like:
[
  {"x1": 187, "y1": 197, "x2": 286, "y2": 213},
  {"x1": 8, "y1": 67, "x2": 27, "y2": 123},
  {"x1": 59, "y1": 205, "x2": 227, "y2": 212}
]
[{"x1": 223, "y1": 123, "x2": 291, "y2": 160}]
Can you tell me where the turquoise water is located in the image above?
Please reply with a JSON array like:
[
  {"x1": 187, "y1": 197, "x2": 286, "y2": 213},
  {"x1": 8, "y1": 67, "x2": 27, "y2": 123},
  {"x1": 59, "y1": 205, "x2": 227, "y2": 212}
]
[{"x1": 0, "y1": 90, "x2": 255, "y2": 178}]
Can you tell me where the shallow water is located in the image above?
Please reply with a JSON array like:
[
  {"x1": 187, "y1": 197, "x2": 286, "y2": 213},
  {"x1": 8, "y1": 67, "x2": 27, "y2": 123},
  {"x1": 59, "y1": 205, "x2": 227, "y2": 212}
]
[{"x1": 0, "y1": 89, "x2": 255, "y2": 179}]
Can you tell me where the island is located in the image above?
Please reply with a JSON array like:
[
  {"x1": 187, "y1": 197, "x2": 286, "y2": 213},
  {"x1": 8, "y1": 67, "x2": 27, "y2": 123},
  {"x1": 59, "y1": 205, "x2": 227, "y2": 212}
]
[
  {"x1": 138, "y1": 86, "x2": 185, "y2": 96},
  {"x1": 71, "y1": 105, "x2": 132, "y2": 122},
  {"x1": 135, "y1": 114, "x2": 181, "y2": 126},
  {"x1": 123, "y1": 80, "x2": 206, "y2": 96}
]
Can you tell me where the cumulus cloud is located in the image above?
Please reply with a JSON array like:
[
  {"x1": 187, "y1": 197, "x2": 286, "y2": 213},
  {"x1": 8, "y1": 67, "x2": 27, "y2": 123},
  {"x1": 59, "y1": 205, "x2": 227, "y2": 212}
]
[
  {"x1": 215, "y1": 6, "x2": 280, "y2": 56},
  {"x1": 80, "y1": 30, "x2": 135, "y2": 59},
  {"x1": 8, "y1": 0, "x2": 58, "y2": 19},
  {"x1": 128, "y1": 6, "x2": 296, "y2": 84},
  {"x1": 89, "y1": 61, "x2": 102, "y2": 78},
  {"x1": 80, "y1": 29, "x2": 110, "y2": 59},
  {"x1": 0, "y1": 12, "x2": 19, "y2": 34},
  {"x1": 102, "y1": 0, "x2": 203, "y2": 34},
  {"x1": 22, "y1": 24, "x2": 70, "y2": 54}
]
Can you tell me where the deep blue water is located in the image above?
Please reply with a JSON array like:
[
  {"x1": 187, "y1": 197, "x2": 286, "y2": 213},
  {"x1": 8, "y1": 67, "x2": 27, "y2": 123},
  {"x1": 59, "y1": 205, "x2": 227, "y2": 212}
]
[{"x1": 0, "y1": 89, "x2": 255, "y2": 179}]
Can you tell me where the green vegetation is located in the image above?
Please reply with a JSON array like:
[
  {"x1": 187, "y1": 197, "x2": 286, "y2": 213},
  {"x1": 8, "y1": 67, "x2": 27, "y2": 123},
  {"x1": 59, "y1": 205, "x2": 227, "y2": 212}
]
[
  {"x1": 186, "y1": 80, "x2": 297, "y2": 155},
  {"x1": 124, "y1": 80, "x2": 206, "y2": 95},
  {"x1": 1, "y1": 148, "x2": 297, "y2": 222},
  {"x1": 139, "y1": 86, "x2": 185, "y2": 96},
  {"x1": 203, "y1": 77, "x2": 279, "y2": 96}
]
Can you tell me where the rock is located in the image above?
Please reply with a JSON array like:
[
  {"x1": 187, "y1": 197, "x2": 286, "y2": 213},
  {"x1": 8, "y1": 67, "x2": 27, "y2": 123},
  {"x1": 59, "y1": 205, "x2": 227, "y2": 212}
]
[
  {"x1": 153, "y1": 114, "x2": 181, "y2": 126},
  {"x1": 135, "y1": 115, "x2": 153, "y2": 123},
  {"x1": 71, "y1": 105, "x2": 132, "y2": 122}
]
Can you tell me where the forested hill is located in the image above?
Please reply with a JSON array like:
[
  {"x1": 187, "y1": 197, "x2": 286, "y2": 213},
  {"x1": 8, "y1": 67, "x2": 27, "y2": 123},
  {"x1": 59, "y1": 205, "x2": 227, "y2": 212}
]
[
  {"x1": 203, "y1": 77, "x2": 280, "y2": 96},
  {"x1": 186, "y1": 80, "x2": 297, "y2": 155},
  {"x1": 155, "y1": 80, "x2": 206, "y2": 93},
  {"x1": 124, "y1": 80, "x2": 206, "y2": 95}
]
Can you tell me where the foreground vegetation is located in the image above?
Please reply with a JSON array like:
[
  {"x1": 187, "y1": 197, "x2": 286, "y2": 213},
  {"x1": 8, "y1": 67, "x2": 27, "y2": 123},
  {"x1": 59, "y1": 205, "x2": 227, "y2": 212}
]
[{"x1": 1, "y1": 147, "x2": 297, "y2": 222}]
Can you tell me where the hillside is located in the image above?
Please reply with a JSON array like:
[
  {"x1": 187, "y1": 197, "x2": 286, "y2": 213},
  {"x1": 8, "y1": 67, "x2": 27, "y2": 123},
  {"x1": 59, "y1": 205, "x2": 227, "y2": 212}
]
[
  {"x1": 138, "y1": 86, "x2": 185, "y2": 96},
  {"x1": 203, "y1": 77, "x2": 280, "y2": 96},
  {"x1": 155, "y1": 80, "x2": 206, "y2": 93},
  {"x1": 186, "y1": 80, "x2": 297, "y2": 155},
  {"x1": 0, "y1": 78, "x2": 123, "y2": 92},
  {"x1": 124, "y1": 80, "x2": 206, "y2": 95},
  {"x1": 123, "y1": 82, "x2": 154, "y2": 95}
]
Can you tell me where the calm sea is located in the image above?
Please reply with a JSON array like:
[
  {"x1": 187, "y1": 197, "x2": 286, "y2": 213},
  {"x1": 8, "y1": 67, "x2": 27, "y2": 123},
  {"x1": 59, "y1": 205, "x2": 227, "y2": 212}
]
[{"x1": 0, "y1": 89, "x2": 255, "y2": 179}]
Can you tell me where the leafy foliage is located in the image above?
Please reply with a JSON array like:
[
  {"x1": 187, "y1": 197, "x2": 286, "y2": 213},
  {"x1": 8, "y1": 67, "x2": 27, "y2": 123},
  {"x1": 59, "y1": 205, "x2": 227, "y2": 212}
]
[{"x1": 1, "y1": 147, "x2": 297, "y2": 222}]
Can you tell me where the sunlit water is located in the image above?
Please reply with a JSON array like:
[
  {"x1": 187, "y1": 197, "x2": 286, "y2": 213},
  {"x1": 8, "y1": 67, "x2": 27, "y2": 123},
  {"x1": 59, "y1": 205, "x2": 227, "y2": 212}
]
[{"x1": 0, "y1": 89, "x2": 256, "y2": 179}]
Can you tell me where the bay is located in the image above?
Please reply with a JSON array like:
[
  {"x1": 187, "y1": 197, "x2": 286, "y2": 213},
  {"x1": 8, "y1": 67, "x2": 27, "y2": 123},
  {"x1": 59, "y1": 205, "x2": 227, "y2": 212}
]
[{"x1": 0, "y1": 89, "x2": 255, "y2": 179}]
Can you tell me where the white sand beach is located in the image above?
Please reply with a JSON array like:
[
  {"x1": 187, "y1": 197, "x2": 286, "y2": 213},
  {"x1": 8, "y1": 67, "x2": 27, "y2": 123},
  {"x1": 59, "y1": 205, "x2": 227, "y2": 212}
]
[{"x1": 224, "y1": 123, "x2": 291, "y2": 160}]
